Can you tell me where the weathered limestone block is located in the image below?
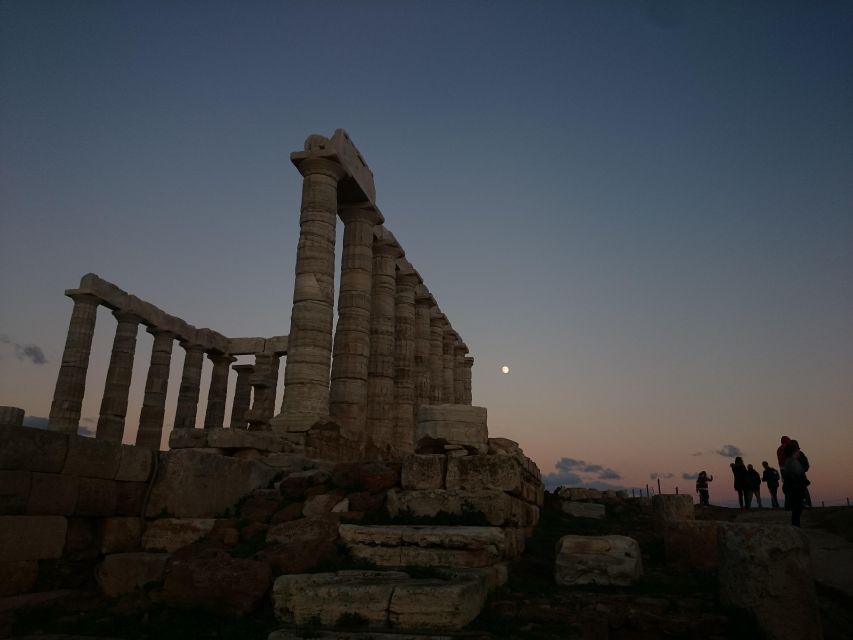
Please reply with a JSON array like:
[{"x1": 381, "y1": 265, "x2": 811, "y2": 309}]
[
  {"x1": 562, "y1": 502, "x2": 606, "y2": 519},
  {"x1": 652, "y1": 494, "x2": 694, "y2": 529},
  {"x1": 416, "y1": 405, "x2": 488, "y2": 453},
  {"x1": 0, "y1": 406, "x2": 24, "y2": 427},
  {"x1": 62, "y1": 434, "x2": 122, "y2": 479},
  {"x1": 75, "y1": 477, "x2": 118, "y2": 516},
  {"x1": 96, "y1": 552, "x2": 169, "y2": 598},
  {"x1": 663, "y1": 521, "x2": 720, "y2": 572},
  {"x1": 401, "y1": 454, "x2": 446, "y2": 490},
  {"x1": 554, "y1": 535, "x2": 643, "y2": 587},
  {"x1": 145, "y1": 449, "x2": 278, "y2": 518},
  {"x1": 227, "y1": 337, "x2": 266, "y2": 354},
  {"x1": 206, "y1": 428, "x2": 284, "y2": 452},
  {"x1": 445, "y1": 455, "x2": 522, "y2": 493},
  {"x1": 0, "y1": 515, "x2": 67, "y2": 560},
  {"x1": 718, "y1": 523, "x2": 822, "y2": 640},
  {"x1": 115, "y1": 481, "x2": 147, "y2": 516},
  {"x1": 168, "y1": 427, "x2": 208, "y2": 449},
  {"x1": 116, "y1": 444, "x2": 153, "y2": 482},
  {"x1": 98, "y1": 517, "x2": 142, "y2": 553},
  {"x1": 386, "y1": 488, "x2": 527, "y2": 527},
  {"x1": 0, "y1": 559, "x2": 38, "y2": 596},
  {"x1": 141, "y1": 518, "x2": 217, "y2": 552},
  {"x1": 0, "y1": 469, "x2": 31, "y2": 514},
  {"x1": 0, "y1": 425, "x2": 68, "y2": 473},
  {"x1": 27, "y1": 472, "x2": 78, "y2": 515},
  {"x1": 389, "y1": 574, "x2": 486, "y2": 630}
]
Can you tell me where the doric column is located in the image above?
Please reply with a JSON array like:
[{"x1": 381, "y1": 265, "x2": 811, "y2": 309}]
[
  {"x1": 453, "y1": 342, "x2": 468, "y2": 406},
  {"x1": 247, "y1": 353, "x2": 279, "y2": 430},
  {"x1": 442, "y1": 324, "x2": 457, "y2": 404},
  {"x1": 413, "y1": 287, "x2": 432, "y2": 414},
  {"x1": 49, "y1": 292, "x2": 101, "y2": 433},
  {"x1": 230, "y1": 364, "x2": 254, "y2": 428},
  {"x1": 393, "y1": 262, "x2": 419, "y2": 452},
  {"x1": 329, "y1": 203, "x2": 383, "y2": 438},
  {"x1": 173, "y1": 343, "x2": 205, "y2": 429},
  {"x1": 366, "y1": 232, "x2": 403, "y2": 450},
  {"x1": 96, "y1": 311, "x2": 141, "y2": 442},
  {"x1": 204, "y1": 353, "x2": 236, "y2": 430},
  {"x1": 462, "y1": 356, "x2": 474, "y2": 405},
  {"x1": 136, "y1": 328, "x2": 175, "y2": 450},
  {"x1": 276, "y1": 156, "x2": 346, "y2": 433},
  {"x1": 428, "y1": 308, "x2": 445, "y2": 404}
]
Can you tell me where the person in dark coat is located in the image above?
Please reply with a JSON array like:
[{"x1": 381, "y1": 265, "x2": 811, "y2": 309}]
[
  {"x1": 762, "y1": 460, "x2": 780, "y2": 508},
  {"x1": 746, "y1": 464, "x2": 762, "y2": 508},
  {"x1": 781, "y1": 441, "x2": 809, "y2": 527},
  {"x1": 730, "y1": 456, "x2": 748, "y2": 509},
  {"x1": 695, "y1": 470, "x2": 713, "y2": 506},
  {"x1": 790, "y1": 439, "x2": 813, "y2": 508}
]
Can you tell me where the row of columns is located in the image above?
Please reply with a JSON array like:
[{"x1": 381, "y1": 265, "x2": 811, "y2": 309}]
[{"x1": 48, "y1": 294, "x2": 282, "y2": 449}]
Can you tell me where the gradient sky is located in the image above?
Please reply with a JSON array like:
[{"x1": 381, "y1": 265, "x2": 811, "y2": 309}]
[{"x1": 2, "y1": 1, "x2": 851, "y2": 505}]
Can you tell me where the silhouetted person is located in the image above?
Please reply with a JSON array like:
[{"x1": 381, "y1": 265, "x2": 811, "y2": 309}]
[
  {"x1": 781, "y1": 441, "x2": 808, "y2": 527},
  {"x1": 695, "y1": 470, "x2": 713, "y2": 506},
  {"x1": 730, "y1": 456, "x2": 748, "y2": 509},
  {"x1": 777, "y1": 435, "x2": 791, "y2": 467},
  {"x1": 790, "y1": 439, "x2": 812, "y2": 508},
  {"x1": 761, "y1": 460, "x2": 780, "y2": 509},
  {"x1": 746, "y1": 463, "x2": 762, "y2": 508}
]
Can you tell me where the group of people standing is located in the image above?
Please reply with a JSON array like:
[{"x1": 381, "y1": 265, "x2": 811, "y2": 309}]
[{"x1": 694, "y1": 436, "x2": 812, "y2": 527}]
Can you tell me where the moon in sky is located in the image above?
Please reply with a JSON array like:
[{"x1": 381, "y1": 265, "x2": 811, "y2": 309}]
[{"x1": 501, "y1": 365, "x2": 510, "y2": 374}]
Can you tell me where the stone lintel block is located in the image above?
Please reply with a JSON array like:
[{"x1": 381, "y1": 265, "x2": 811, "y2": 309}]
[
  {"x1": 62, "y1": 434, "x2": 122, "y2": 479},
  {"x1": 0, "y1": 515, "x2": 68, "y2": 560},
  {"x1": 417, "y1": 404, "x2": 487, "y2": 426},
  {"x1": 227, "y1": 337, "x2": 266, "y2": 355},
  {"x1": 168, "y1": 428, "x2": 208, "y2": 449},
  {"x1": 98, "y1": 517, "x2": 143, "y2": 553},
  {"x1": 562, "y1": 502, "x2": 606, "y2": 519},
  {"x1": 264, "y1": 335, "x2": 289, "y2": 354},
  {"x1": 141, "y1": 518, "x2": 217, "y2": 552},
  {"x1": 386, "y1": 488, "x2": 525, "y2": 527},
  {"x1": 206, "y1": 428, "x2": 284, "y2": 452},
  {"x1": 554, "y1": 535, "x2": 643, "y2": 587},
  {"x1": 0, "y1": 469, "x2": 32, "y2": 514},
  {"x1": 27, "y1": 472, "x2": 78, "y2": 515},
  {"x1": 96, "y1": 552, "x2": 170, "y2": 598},
  {"x1": 401, "y1": 454, "x2": 446, "y2": 490},
  {"x1": 445, "y1": 455, "x2": 522, "y2": 494},
  {"x1": 76, "y1": 477, "x2": 118, "y2": 516},
  {"x1": 339, "y1": 524, "x2": 505, "y2": 552},
  {"x1": 0, "y1": 425, "x2": 69, "y2": 473},
  {"x1": 116, "y1": 445, "x2": 154, "y2": 482},
  {"x1": 0, "y1": 559, "x2": 38, "y2": 596},
  {"x1": 196, "y1": 328, "x2": 229, "y2": 354},
  {"x1": 0, "y1": 406, "x2": 25, "y2": 428}
]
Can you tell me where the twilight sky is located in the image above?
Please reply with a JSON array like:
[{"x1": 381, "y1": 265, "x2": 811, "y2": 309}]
[{"x1": 1, "y1": 1, "x2": 851, "y2": 505}]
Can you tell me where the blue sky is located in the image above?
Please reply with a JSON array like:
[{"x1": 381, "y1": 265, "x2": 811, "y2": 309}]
[{"x1": 2, "y1": 1, "x2": 851, "y2": 502}]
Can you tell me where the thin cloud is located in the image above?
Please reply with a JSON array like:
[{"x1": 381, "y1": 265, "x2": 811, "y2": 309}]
[
  {"x1": 682, "y1": 472, "x2": 699, "y2": 480},
  {"x1": 22, "y1": 416, "x2": 49, "y2": 429},
  {"x1": 0, "y1": 334, "x2": 48, "y2": 365},
  {"x1": 650, "y1": 472, "x2": 674, "y2": 480},
  {"x1": 715, "y1": 444, "x2": 743, "y2": 458},
  {"x1": 77, "y1": 424, "x2": 96, "y2": 437},
  {"x1": 544, "y1": 457, "x2": 625, "y2": 490},
  {"x1": 598, "y1": 469, "x2": 621, "y2": 480}
]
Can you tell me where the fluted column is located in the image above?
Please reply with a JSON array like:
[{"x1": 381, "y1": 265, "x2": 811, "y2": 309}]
[
  {"x1": 230, "y1": 364, "x2": 254, "y2": 428},
  {"x1": 393, "y1": 263, "x2": 419, "y2": 451},
  {"x1": 96, "y1": 311, "x2": 141, "y2": 442},
  {"x1": 442, "y1": 324, "x2": 456, "y2": 404},
  {"x1": 136, "y1": 328, "x2": 175, "y2": 450},
  {"x1": 428, "y1": 308, "x2": 444, "y2": 404},
  {"x1": 173, "y1": 343, "x2": 205, "y2": 429},
  {"x1": 276, "y1": 157, "x2": 346, "y2": 433},
  {"x1": 366, "y1": 235, "x2": 403, "y2": 450},
  {"x1": 330, "y1": 203, "x2": 383, "y2": 437},
  {"x1": 204, "y1": 353, "x2": 236, "y2": 430},
  {"x1": 413, "y1": 287, "x2": 432, "y2": 414},
  {"x1": 247, "y1": 353, "x2": 279, "y2": 430},
  {"x1": 49, "y1": 292, "x2": 101, "y2": 433},
  {"x1": 462, "y1": 356, "x2": 474, "y2": 405},
  {"x1": 453, "y1": 342, "x2": 468, "y2": 407}
]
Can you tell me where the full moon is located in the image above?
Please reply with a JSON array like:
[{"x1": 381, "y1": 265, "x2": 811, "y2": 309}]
[{"x1": 501, "y1": 365, "x2": 510, "y2": 374}]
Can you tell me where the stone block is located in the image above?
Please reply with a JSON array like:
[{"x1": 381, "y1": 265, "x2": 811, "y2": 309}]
[
  {"x1": 401, "y1": 454, "x2": 446, "y2": 490},
  {"x1": 387, "y1": 488, "x2": 525, "y2": 527},
  {"x1": 663, "y1": 521, "x2": 720, "y2": 572},
  {"x1": 389, "y1": 574, "x2": 486, "y2": 630},
  {"x1": 445, "y1": 455, "x2": 522, "y2": 493},
  {"x1": 98, "y1": 517, "x2": 142, "y2": 553},
  {"x1": 0, "y1": 425, "x2": 68, "y2": 473},
  {"x1": 115, "y1": 481, "x2": 146, "y2": 516},
  {"x1": 555, "y1": 535, "x2": 642, "y2": 587},
  {"x1": 75, "y1": 477, "x2": 117, "y2": 516},
  {"x1": 65, "y1": 516, "x2": 97, "y2": 554},
  {"x1": 718, "y1": 523, "x2": 821, "y2": 640},
  {"x1": 62, "y1": 434, "x2": 121, "y2": 479},
  {"x1": 96, "y1": 552, "x2": 169, "y2": 598},
  {"x1": 0, "y1": 560, "x2": 38, "y2": 596},
  {"x1": 0, "y1": 406, "x2": 24, "y2": 427},
  {"x1": 302, "y1": 493, "x2": 344, "y2": 517},
  {"x1": 27, "y1": 472, "x2": 78, "y2": 515},
  {"x1": 227, "y1": 337, "x2": 266, "y2": 355},
  {"x1": 142, "y1": 518, "x2": 216, "y2": 552},
  {"x1": 207, "y1": 428, "x2": 284, "y2": 452},
  {"x1": 145, "y1": 449, "x2": 278, "y2": 518},
  {"x1": 0, "y1": 515, "x2": 67, "y2": 560},
  {"x1": 167, "y1": 428, "x2": 208, "y2": 449},
  {"x1": 0, "y1": 469, "x2": 31, "y2": 514},
  {"x1": 561, "y1": 502, "x2": 606, "y2": 519},
  {"x1": 416, "y1": 405, "x2": 488, "y2": 452},
  {"x1": 652, "y1": 494, "x2": 695, "y2": 529},
  {"x1": 265, "y1": 335, "x2": 288, "y2": 354},
  {"x1": 116, "y1": 445, "x2": 153, "y2": 482}
]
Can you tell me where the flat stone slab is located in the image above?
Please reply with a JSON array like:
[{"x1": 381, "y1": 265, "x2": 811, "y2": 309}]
[
  {"x1": 561, "y1": 502, "x2": 606, "y2": 519},
  {"x1": 386, "y1": 488, "x2": 533, "y2": 527},
  {"x1": 555, "y1": 534, "x2": 642, "y2": 587},
  {"x1": 141, "y1": 518, "x2": 216, "y2": 552},
  {"x1": 272, "y1": 570, "x2": 486, "y2": 630}
]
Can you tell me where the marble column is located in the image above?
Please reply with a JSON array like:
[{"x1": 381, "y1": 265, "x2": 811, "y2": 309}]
[
  {"x1": 230, "y1": 364, "x2": 254, "y2": 429},
  {"x1": 442, "y1": 325, "x2": 457, "y2": 404},
  {"x1": 173, "y1": 343, "x2": 205, "y2": 429},
  {"x1": 204, "y1": 353, "x2": 235, "y2": 430},
  {"x1": 428, "y1": 308, "x2": 445, "y2": 404},
  {"x1": 462, "y1": 356, "x2": 474, "y2": 405},
  {"x1": 366, "y1": 233, "x2": 403, "y2": 450},
  {"x1": 96, "y1": 311, "x2": 141, "y2": 442},
  {"x1": 49, "y1": 292, "x2": 101, "y2": 433},
  {"x1": 413, "y1": 287, "x2": 432, "y2": 415},
  {"x1": 393, "y1": 262, "x2": 419, "y2": 452},
  {"x1": 453, "y1": 342, "x2": 468, "y2": 407},
  {"x1": 247, "y1": 353, "x2": 279, "y2": 430},
  {"x1": 277, "y1": 157, "x2": 346, "y2": 433},
  {"x1": 329, "y1": 203, "x2": 383, "y2": 437},
  {"x1": 136, "y1": 328, "x2": 175, "y2": 450}
]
